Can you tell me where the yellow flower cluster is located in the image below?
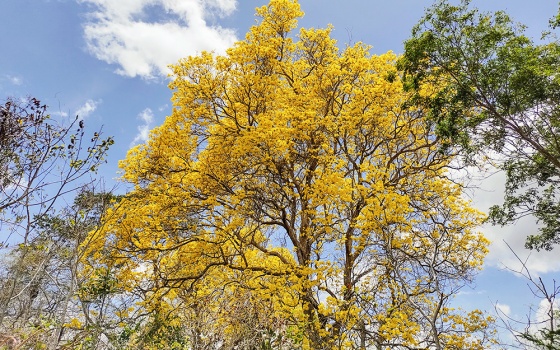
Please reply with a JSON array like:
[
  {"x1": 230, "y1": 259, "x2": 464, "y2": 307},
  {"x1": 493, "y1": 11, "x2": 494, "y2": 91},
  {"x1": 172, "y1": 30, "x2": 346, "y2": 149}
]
[{"x1": 81, "y1": 0, "x2": 494, "y2": 348}]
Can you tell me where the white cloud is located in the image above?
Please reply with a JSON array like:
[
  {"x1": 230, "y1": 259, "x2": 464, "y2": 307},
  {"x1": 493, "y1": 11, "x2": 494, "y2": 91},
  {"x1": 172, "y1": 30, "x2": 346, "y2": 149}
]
[
  {"x1": 456, "y1": 289, "x2": 486, "y2": 296},
  {"x1": 468, "y1": 170, "x2": 560, "y2": 275},
  {"x1": 74, "y1": 99, "x2": 100, "y2": 119},
  {"x1": 535, "y1": 298, "x2": 559, "y2": 327},
  {"x1": 79, "y1": 0, "x2": 238, "y2": 79},
  {"x1": 52, "y1": 111, "x2": 69, "y2": 118},
  {"x1": 485, "y1": 226, "x2": 560, "y2": 275},
  {"x1": 524, "y1": 298, "x2": 560, "y2": 338},
  {"x1": 130, "y1": 108, "x2": 155, "y2": 146},
  {"x1": 6, "y1": 75, "x2": 23, "y2": 86},
  {"x1": 496, "y1": 303, "x2": 511, "y2": 317}
]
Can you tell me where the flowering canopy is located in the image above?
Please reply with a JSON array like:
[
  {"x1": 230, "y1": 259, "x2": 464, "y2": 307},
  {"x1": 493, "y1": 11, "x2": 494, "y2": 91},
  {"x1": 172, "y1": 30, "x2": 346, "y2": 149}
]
[{"x1": 83, "y1": 1, "x2": 494, "y2": 348}]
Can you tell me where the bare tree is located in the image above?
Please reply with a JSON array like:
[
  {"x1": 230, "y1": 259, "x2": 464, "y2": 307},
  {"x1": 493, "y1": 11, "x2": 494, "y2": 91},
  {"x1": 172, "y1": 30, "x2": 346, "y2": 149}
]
[
  {"x1": 0, "y1": 97, "x2": 113, "y2": 245},
  {"x1": 0, "y1": 97, "x2": 113, "y2": 348},
  {"x1": 495, "y1": 242, "x2": 560, "y2": 349}
]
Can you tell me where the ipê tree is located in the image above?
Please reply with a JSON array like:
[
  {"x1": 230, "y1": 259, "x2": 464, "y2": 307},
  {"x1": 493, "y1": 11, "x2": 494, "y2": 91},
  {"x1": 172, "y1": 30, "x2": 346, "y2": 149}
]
[{"x1": 84, "y1": 0, "x2": 495, "y2": 348}]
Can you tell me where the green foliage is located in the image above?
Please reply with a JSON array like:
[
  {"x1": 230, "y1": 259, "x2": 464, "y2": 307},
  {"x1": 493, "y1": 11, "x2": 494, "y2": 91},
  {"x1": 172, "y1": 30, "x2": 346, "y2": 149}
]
[
  {"x1": 520, "y1": 327, "x2": 560, "y2": 350},
  {"x1": 78, "y1": 268, "x2": 119, "y2": 302},
  {"x1": 400, "y1": 0, "x2": 560, "y2": 250}
]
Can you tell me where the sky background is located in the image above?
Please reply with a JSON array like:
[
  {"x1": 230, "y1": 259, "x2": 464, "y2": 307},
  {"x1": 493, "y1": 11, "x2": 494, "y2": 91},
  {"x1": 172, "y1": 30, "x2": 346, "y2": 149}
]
[{"x1": 1, "y1": 0, "x2": 559, "y2": 344}]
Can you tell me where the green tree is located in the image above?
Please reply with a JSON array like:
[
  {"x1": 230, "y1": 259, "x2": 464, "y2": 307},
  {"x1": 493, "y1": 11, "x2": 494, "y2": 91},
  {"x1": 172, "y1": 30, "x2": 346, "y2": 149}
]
[{"x1": 399, "y1": 0, "x2": 560, "y2": 250}]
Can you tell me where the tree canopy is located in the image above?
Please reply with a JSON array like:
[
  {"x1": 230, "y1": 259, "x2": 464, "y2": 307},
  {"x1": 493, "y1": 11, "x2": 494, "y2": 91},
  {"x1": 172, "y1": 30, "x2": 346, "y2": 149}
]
[
  {"x1": 400, "y1": 0, "x2": 560, "y2": 251},
  {"x1": 84, "y1": 1, "x2": 494, "y2": 348}
]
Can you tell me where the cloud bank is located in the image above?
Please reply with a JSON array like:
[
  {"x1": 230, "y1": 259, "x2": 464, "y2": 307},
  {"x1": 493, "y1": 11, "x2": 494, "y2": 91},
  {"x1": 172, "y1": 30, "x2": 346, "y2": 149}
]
[
  {"x1": 74, "y1": 99, "x2": 100, "y2": 119},
  {"x1": 469, "y1": 170, "x2": 560, "y2": 275},
  {"x1": 80, "y1": 0, "x2": 238, "y2": 79},
  {"x1": 131, "y1": 108, "x2": 155, "y2": 146}
]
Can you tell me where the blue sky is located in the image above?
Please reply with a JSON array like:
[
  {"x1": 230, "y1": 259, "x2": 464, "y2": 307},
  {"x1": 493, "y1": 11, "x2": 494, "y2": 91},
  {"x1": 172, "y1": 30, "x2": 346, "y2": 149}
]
[{"x1": 1, "y1": 0, "x2": 559, "y2": 344}]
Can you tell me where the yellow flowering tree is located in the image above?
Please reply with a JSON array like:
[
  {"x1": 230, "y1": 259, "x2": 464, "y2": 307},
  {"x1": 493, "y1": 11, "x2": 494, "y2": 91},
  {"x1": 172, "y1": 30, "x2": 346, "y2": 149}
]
[{"x1": 83, "y1": 0, "x2": 495, "y2": 348}]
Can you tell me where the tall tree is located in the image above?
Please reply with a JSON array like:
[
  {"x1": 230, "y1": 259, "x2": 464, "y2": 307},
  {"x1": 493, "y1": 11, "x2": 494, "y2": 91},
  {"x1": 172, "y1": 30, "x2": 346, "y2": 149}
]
[
  {"x1": 0, "y1": 187, "x2": 125, "y2": 350},
  {"x1": 85, "y1": 0, "x2": 494, "y2": 348},
  {"x1": 399, "y1": 0, "x2": 560, "y2": 250},
  {"x1": 0, "y1": 97, "x2": 113, "y2": 348},
  {"x1": 0, "y1": 97, "x2": 113, "y2": 245}
]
